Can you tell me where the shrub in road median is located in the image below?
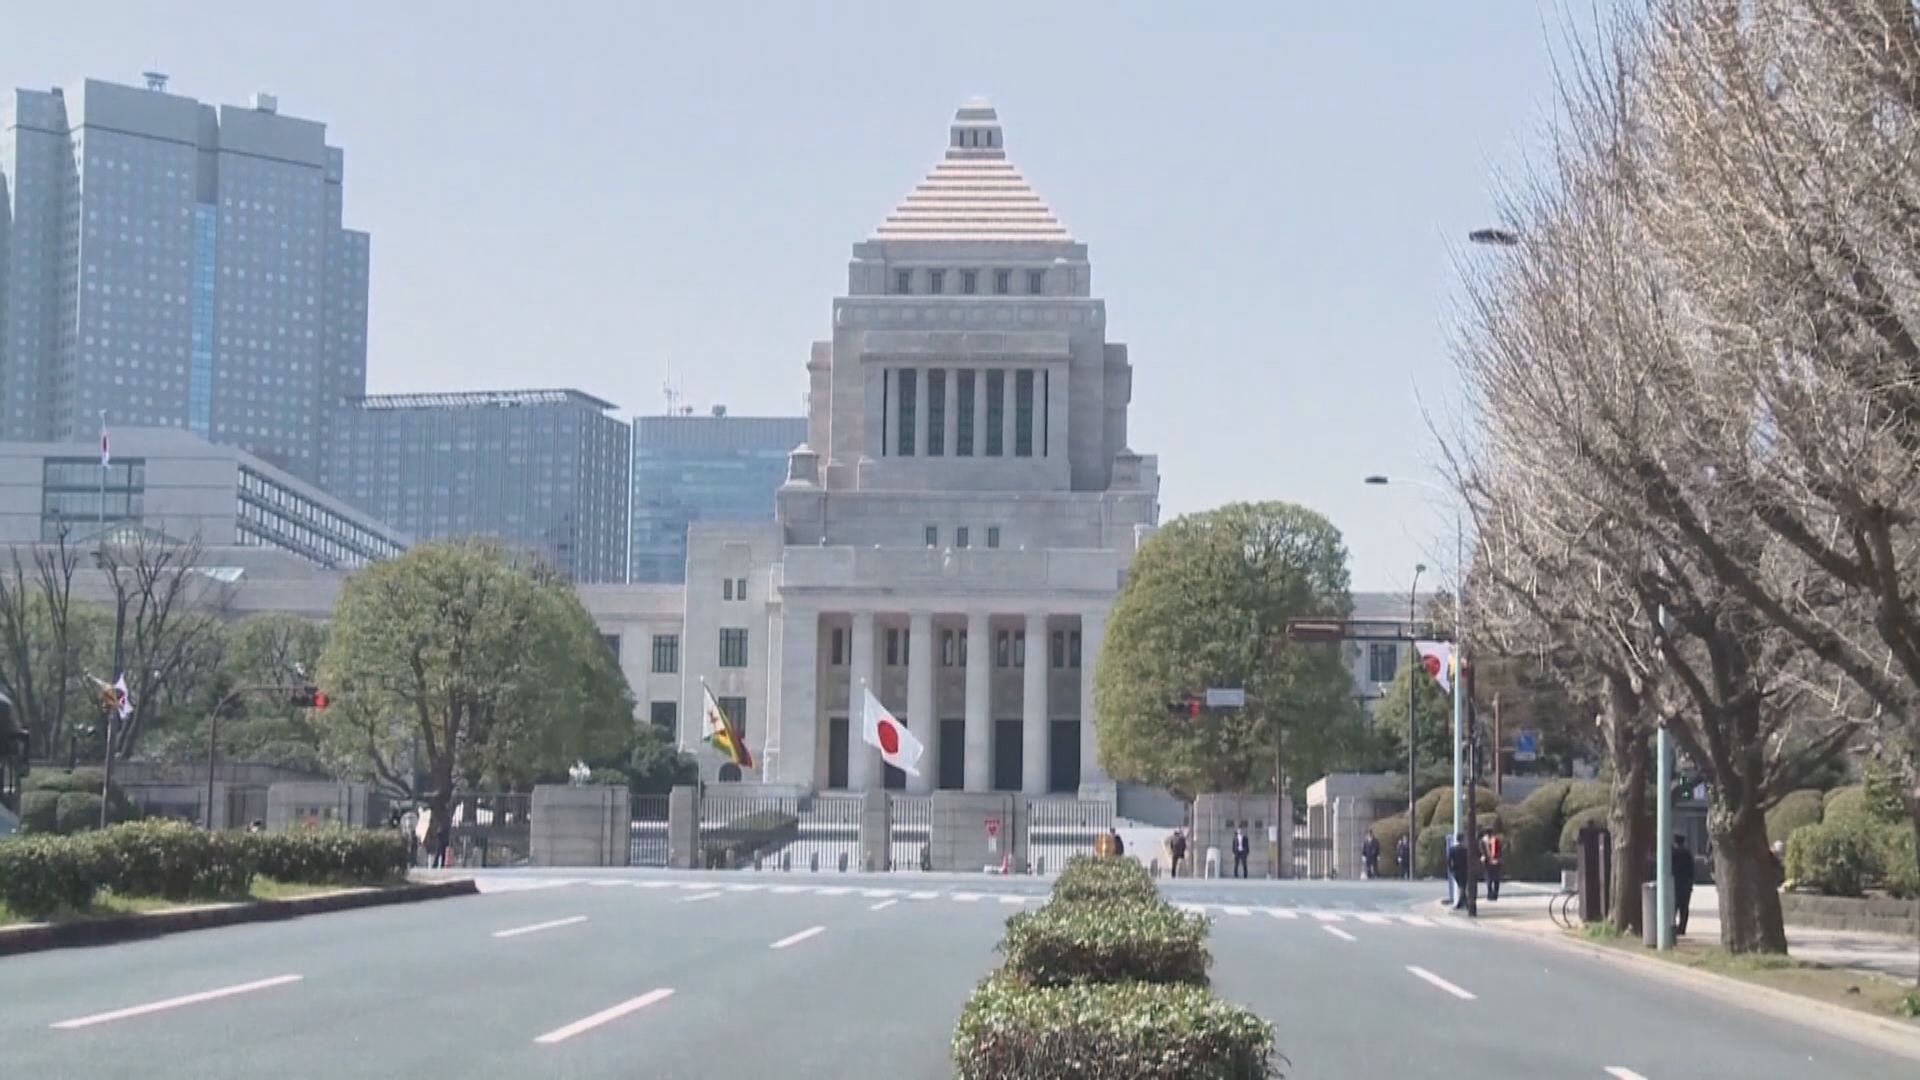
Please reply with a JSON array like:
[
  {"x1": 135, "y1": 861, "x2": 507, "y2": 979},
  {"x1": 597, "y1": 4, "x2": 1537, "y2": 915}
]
[
  {"x1": 1052, "y1": 854, "x2": 1158, "y2": 905},
  {"x1": 240, "y1": 828, "x2": 409, "y2": 886},
  {"x1": 1784, "y1": 820, "x2": 1876, "y2": 897},
  {"x1": 91, "y1": 820, "x2": 254, "y2": 901},
  {"x1": 1002, "y1": 900, "x2": 1211, "y2": 988},
  {"x1": 952, "y1": 974, "x2": 1278, "y2": 1080},
  {"x1": 0, "y1": 834, "x2": 102, "y2": 917}
]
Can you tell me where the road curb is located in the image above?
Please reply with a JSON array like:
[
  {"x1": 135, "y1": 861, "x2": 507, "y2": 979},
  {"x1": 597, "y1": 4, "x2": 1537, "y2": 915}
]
[
  {"x1": 0, "y1": 878, "x2": 479, "y2": 958},
  {"x1": 1478, "y1": 916, "x2": 1920, "y2": 1063}
]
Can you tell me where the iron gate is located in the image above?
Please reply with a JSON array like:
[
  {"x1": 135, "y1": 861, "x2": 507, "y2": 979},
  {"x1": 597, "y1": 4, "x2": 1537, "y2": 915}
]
[
  {"x1": 1025, "y1": 797, "x2": 1113, "y2": 874},
  {"x1": 630, "y1": 793, "x2": 669, "y2": 867},
  {"x1": 1292, "y1": 823, "x2": 1332, "y2": 879},
  {"x1": 698, "y1": 791, "x2": 864, "y2": 871},
  {"x1": 445, "y1": 793, "x2": 532, "y2": 868},
  {"x1": 887, "y1": 795, "x2": 932, "y2": 871}
]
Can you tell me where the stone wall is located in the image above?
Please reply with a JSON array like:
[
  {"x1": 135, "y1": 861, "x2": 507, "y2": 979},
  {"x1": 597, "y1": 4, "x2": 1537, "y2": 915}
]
[
  {"x1": 930, "y1": 791, "x2": 1021, "y2": 872},
  {"x1": 531, "y1": 784, "x2": 632, "y2": 868},
  {"x1": 1191, "y1": 794, "x2": 1289, "y2": 879},
  {"x1": 1780, "y1": 892, "x2": 1919, "y2": 936}
]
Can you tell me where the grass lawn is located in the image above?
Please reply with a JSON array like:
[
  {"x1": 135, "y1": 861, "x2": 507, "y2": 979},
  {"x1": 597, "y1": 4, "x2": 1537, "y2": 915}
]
[
  {"x1": 0, "y1": 876, "x2": 364, "y2": 927},
  {"x1": 1580, "y1": 928, "x2": 1920, "y2": 1022}
]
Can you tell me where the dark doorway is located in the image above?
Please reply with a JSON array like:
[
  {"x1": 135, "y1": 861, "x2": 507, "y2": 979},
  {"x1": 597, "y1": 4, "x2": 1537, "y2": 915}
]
[
  {"x1": 718, "y1": 764, "x2": 742, "y2": 782},
  {"x1": 993, "y1": 719, "x2": 1023, "y2": 791},
  {"x1": 884, "y1": 716, "x2": 908, "y2": 790},
  {"x1": 828, "y1": 717, "x2": 849, "y2": 789},
  {"x1": 939, "y1": 719, "x2": 965, "y2": 790},
  {"x1": 1049, "y1": 720, "x2": 1081, "y2": 793}
]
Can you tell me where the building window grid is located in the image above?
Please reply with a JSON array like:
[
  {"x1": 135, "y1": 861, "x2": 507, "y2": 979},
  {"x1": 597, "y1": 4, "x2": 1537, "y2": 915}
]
[
  {"x1": 985, "y1": 371, "x2": 1005, "y2": 456},
  {"x1": 987, "y1": 526, "x2": 1001, "y2": 549},
  {"x1": 926, "y1": 370, "x2": 946, "y2": 457},
  {"x1": 1015, "y1": 370, "x2": 1035, "y2": 457},
  {"x1": 955, "y1": 371, "x2": 976, "y2": 457},
  {"x1": 897, "y1": 368, "x2": 917, "y2": 456},
  {"x1": 955, "y1": 526, "x2": 969, "y2": 549},
  {"x1": 718, "y1": 696, "x2": 747, "y2": 741},
  {"x1": 1368, "y1": 643, "x2": 1398, "y2": 684},
  {"x1": 719, "y1": 628, "x2": 749, "y2": 668},
  {"x1": 652, "y1": 634, "x2": 679, "y2": 674}
]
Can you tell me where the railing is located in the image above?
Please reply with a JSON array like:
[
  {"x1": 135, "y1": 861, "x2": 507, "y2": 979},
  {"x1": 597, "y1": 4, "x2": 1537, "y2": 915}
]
[
  {"x1": 1292, "y1": 825, "x2": 1332, "y2": 879},
  {"x1": 698, "y1": 792, "x2": 865, "y2": 871},
  {"x1": 887, "y1": 795, "x2": 932, "y2": 871},
  {"x1": 630, "y1": 793, "x2": 669, "y2": 867},
  {"x1": 445, "y1": 792, "x2": 532, "y2": 868},
  {"x1": 1024, "y1": 797, "x2": 1113, "y2": 875}
]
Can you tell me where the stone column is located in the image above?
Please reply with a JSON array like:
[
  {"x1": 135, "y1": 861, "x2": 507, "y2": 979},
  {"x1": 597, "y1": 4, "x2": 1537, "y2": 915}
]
[
  {"x1": 1079, "y1": 608, "x2": 1109, "y2": 790},
  {"x1": 940, "y1": 369, "x2": 958, "y2": 459},
  {"x1": 971, "y1": 369, "x2": 988, "y2": 458},
  {"x1": 964, "y1": 611, "x2": 991, "y2": 792},
  {"x1": 907, "y1": 610, "x2": 935, "y2": 793},
  {"x1": 776, "y1": 606, "x2": 819, "y2": 788},
  {"x1": 913, "y1": 365, "x2": 929, "y2": 458},
  {"x1": 1022, "y1": 612, "x2": 1049, "y2": 795},
  {"x1": 1001, "y1": 368, "x2": 1018, "y2": 459},
  {"x1": 848, "y1": 611, "x2": 877, "y2": 791}
]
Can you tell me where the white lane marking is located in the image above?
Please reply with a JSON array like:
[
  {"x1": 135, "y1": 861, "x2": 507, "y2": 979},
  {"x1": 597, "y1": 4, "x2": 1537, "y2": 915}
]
[
  {"x1": 725, "y1": 884, "x2": 764, "y2": 893},
  {"x1": 676, "y1": 882, "x2": 710, "y2": 891},
  {"x1": 870, "y1": 899, "x2": 899, "y2": 911},
  {"x1": 534, "y1": 988, "x2": 674, "y2": 1044},
  {"x1": 816, "y1": 887, "x2": 852, "y2": 897},
  {"x1": 772, "y1": 885, "x2": 808, "y2": 895},
  {"x1": 1176, "y1": 902, "x2": 1208, "y2": 913},
  {"x1": 1399, "y1": 915, "x2": 1433, "y2": 927},
  {"x1": 999, "y1": 895, "x2": 1027, "y2": 905},
  {"x1": 493, "y1": 916, "x2": 587, "y2": 939},
  {"x1": 1222, "y1": 905, "x2": 1252, "y2": 917},
  {"x1": 1356, "y1": 913, "x2": 1390, "y2": 925},
  {"x1": 952, "y1": 892, "x2": 983, "y2": 902},
  {"x1": 908, "y1": 890, "x2": 938, "y2": 900},
  {"x1": 1322, "y1": 926, "x2": 1358, "y2": 943},
  {"x1": 1265, "y1": 907, "x2": 1299, "y2": 920},
  {"x1": 51, "y1": 975, "x2": 303, "y2": 1030},
  {"x1": 1407, "y1": 966, "x2": 1477, "y2": 1000},
  {"x1": 680, "y1": 891, "x2": 724, "y2": 903},
  {"x1": 861, "y1": 888, "x2": 898, "y2": 898},
  {"x1": 1310, "y1": 911, "x2": 1344, "y2": 923},
  {"x1": 770, "y1": 925, "x2": 827, "y2": 950},
  {"x1": 589, "y1": 880, "x2": 625, "y2": 888},
  {"x1": 638, "y1": 880, "x2": 675, "y2": 889},
  {"x1": 1604, "y1": 1069, "x2": 1648, "y2": 1080}
]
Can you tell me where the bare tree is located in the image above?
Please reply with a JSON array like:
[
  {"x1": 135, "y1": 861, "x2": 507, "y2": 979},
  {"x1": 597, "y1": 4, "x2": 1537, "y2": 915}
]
[
  {"x1": 0, "y1": 525, "x2": 91, "y2": 758},
  {"x1": 92, "y1": 532, "x2": 231, "y2": 760}
]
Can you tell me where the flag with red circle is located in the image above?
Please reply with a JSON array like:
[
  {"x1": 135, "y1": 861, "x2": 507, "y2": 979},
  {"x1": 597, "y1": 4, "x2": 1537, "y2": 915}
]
[{"x1": 861, "y1": 687, "x2": 923, "y2": 777}]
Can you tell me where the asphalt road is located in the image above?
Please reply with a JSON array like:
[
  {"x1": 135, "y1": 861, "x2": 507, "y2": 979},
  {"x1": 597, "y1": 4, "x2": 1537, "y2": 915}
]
[{"x1": 1, "y1": 870, "x2": 1911, "y2": 1079}]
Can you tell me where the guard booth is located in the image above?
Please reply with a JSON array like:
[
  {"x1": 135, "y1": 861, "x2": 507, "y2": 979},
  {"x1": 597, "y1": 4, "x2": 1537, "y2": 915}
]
[{"x1": 0, "y1": 691, "x2": 25, "y2": 813}]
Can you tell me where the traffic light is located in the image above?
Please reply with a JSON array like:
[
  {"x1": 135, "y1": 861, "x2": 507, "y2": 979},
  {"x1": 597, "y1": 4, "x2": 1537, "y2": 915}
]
[
  {"x1": 290, "y1": 686, "x2": 329, "y2": 710},
  {"x1": 1167, "y1": 694, "x2": 1204, "y2": 718}
]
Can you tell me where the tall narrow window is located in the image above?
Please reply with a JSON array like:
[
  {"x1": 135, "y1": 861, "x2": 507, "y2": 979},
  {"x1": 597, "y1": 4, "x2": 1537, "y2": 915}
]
[
  {"x1": 994, "y1": 269, "x2": 1011, "y2": 294},
  {"x1": 996, "y1": 630, "x2": 1011, "y2": 668},
  {"x1": 961, "y1": 269, "x2": 978, "y2": 294},
  {"x1": 1014, "y1": 631, "x2": 1026, "y2": 668},
  {"x1": 831, "y1": 627, "x2": 847, "y2": 666},
  {"x1": 719, "y1": 628, "x2": 749, "y2": 668},
  {"x1": 942, "y1": 630, "x2": 956, "y2": 667},
  {"x1": 956, "y1": 371, "x2": 976, "y2": 457},
  {"x1": 955, "y1": 526, "x2": 969, "y2": 549},
  {"x1": 1014, "y1": 370, "x2": 1035, "y2": 457},
  {"x1": 987, "y1": 526, "x2": 1001, "y2": 549},
  {"x1": 895, "y1": 269, "x2": 911, "y2": 295},
  {"x1": 881, "y1": 369, "x2": 890, "y2": 456},
  {"x1": 985, "y1": 370, "x2": 1005, "y2": 457},
  {"x1": 1042, "y1": 370, "x2": 1049, "y2": 457},
  {"x1": 1070, "y1": 631, "x2": 1082, "y2": 668},
  {"x1": 652, "y1": 634, "x2": 679, "y2": 674},
  {"x1": 719, "y1": 697, "x2": 747, "y2": 741},
  {"x1": 929, "y1": 269, "x2": 946, "y2": 294},
  {"x1": 924, "y1": 524, "x2": 938, "y2": 547},
  {"x1": 723, "y1": 577, "x2": 734, "y2": 601},
  {"x1": 897, "y1": 368, "x2": 917, "y2": 456},
  {"x1": 1028, "y1": 269, "x2": 1045, "y2": 294},
  {"x1": 887, "y1": 628, "x2": 901, "y2": 666},
  {"x1": 926, "y1": 369, "x2": 946, "y2": 456},
  {"x1": 1051, "y1": 630, "x2": 1066, "y2": 669}
]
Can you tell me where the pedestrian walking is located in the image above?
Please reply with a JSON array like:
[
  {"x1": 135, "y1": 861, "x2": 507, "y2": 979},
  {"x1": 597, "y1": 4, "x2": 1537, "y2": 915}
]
[
  {"x1": 1232, "y1": 826, "x2": 1251, "y2": 879},
  {"x1": 1109, "y1": 827, "x2": 1125, "y2": 858},
  {"x1": 1673, "y1": 834, "x2": 1695, "y2": 937},
  {"x1": 1448, "y1": 833, "x2": 1470, "y2": 910},
  {"x1": 1395, "y1": 833, "x2": 1411, "y2": 879},
  {"x1": 1361, "y1": 830, "x2": 1381, "y2": 880},
  {"x1": 1480, "y1": 826, "x2": 1504, "y2": 902},
  {"x1": 1169, "y1": 828, "x2": 1189, "y2": 879}
]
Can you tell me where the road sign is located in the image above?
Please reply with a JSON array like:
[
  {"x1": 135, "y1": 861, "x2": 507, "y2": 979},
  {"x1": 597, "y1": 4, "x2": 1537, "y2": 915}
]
[
  {"x1": 1206, "y1": 687, "x2": 1246, "y2": 709},
  {"x1": 1514, "y1": 729, "x2": 1540, "y2": 762}
]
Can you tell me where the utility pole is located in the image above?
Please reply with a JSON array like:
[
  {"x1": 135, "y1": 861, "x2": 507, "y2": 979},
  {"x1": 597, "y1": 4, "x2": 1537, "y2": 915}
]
[
  {"x1": 1493, "y1": 693, "x2": 1503, "y2": 798},
  {"x1": 1463, "y1": 658, "x2": 1480, "y2": 918},
  {"x1": 1655, "y1": 606, "x2": 1675, "y2": 951},
  {"x1": 1407, "y1": 564, "x2": 1425, "y2": 881}
]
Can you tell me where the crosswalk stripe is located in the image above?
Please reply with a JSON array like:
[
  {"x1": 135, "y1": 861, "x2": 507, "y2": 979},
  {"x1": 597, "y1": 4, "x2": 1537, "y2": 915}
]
[
  {"x1": 816, "y1": 887, "x2": 851, "y2": 896},
  {"x1": 908, "y1": 890, "x2": 938, "y2": 900},
  {"x1": 1265, "y1": 907, "x2": 1299, "y2": 920},
  {"x1": 726, "y1": 884, "x2": 764, "y2": 893},
  {"x1": 999, "y1": 895, "x2": 1027, "y2": 905},
  {"x1": 771, "y1": 885, "x2": 808, "y2": 895},
  {"x1": 1400, "y1": 915, "x2": 1433, "y2": 927},
  {"x1": 861, "y1": 889, "x2": 898, "y2": 898},
  {"x1": 1221, "y1": 905, "x2": 1253, "y2": 917},
  {"x1": 1357, "y1": 914, "x2": 1390, "y2": 925},
  {"x1": 952, "y1": 892, "x2": 984, "y2": 902},
  {"x1": 1311, "y1": 911, "x2": 1344, "y2": 923},
  {"x1": 638, "y1": 881, "x2": 675, "y2": 890}
]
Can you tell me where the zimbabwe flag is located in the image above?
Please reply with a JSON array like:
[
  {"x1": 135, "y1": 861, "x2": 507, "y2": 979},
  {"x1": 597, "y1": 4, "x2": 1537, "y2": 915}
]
[{"x1": 702, "y1": 686, "x2": 754, "y2": 769}]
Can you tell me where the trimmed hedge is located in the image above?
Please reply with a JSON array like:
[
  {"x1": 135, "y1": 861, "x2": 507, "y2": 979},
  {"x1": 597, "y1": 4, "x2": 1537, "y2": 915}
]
[
  {"x1": 953, "y1": 975, "x2": 1278, "y2": 1080},
  {"x1": 19, "y1": 769, "x2": 138, "y2": 834},
  {"x1": 1518, "y1": 779, "x2": 1574, "y2": 822},
  {"x1": 1785, "y1": 820, "x2": 1874, "y2": 898},
  {"x1": 1052, "y1": 854, "x2": 1158, "y2": 905},
  {"x1": 1367, "y1": 815, "x2": 1412, "y2": 875},
  {"x1": 1002, "y1": 900, "x2": 1211, "y2": 988},
  {"x1": 1558, "y1": 806, "x2": 1610, "y2": 855},
  {"x1": 1416, "y1": 824, "x2": 1452, "y2": 878},
  {"x1": 1420, "y1": 786, "x2": 1500, "y2": 831},
  {"x1": 1766, "y1": 789, "x2": 1825, "y2": 847},
  {"x1": 0, "y1": 821, "x2": 410, "y2": 918},
  {"x1": 1498, "y1": 804, "x2": 1558, "y2": 881},
  {"x1": 1821, "y1": 786, "x2": 1869, "y2": 827},
  {"x1": 1561, "y1": 780, "x2": 1611, "y2": 819}
]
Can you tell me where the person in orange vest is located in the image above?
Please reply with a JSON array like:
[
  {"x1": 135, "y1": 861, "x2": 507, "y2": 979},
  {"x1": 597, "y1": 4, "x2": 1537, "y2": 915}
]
[{"x1": 1480, "y1": 826, "x2": 1504, "y2": 902}]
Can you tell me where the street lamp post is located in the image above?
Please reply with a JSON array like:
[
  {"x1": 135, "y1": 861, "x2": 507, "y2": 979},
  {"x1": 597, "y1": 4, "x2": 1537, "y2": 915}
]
[
  {"x1": 1365, "y1": 474, "x2": 1468, "y2": 884},
  {"x1": 1406, "y1": 563, "x2": 1425, "y2": 881}
]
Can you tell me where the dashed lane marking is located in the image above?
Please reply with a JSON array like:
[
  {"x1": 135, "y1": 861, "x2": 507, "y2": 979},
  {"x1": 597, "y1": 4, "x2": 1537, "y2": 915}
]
[
  {"x1": 52, "y1": 975, "x2": 304, "y2": 1030},
  {"x1": 534, "y1": 989, "x2": 673, "y2": 1044},
  {"x1": 1407, "y1": 966, "x2": 1477, "y2": 1000},
  {"x1": 1265, "y1": 908, "x2": 1299, "y2": 920},
  {"x1": 870, "y1": 899, "x2": 899, "y2": 911},
  {"x1": 1322, "y1": 926, "x2": 1358, "y2": 943},
  {"x1": 679, "y1": 891, "x2": 724, "y2": 903},
  {"x1": 493, "y1": 916, "x2": 588, "y2": 939},
  {"x1": 770, "y1": 926, "x2": 827, "y2": 950}
]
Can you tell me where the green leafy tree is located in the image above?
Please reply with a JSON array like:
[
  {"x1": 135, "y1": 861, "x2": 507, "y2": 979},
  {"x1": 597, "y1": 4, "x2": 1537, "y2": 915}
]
[
  {"x1": 614, "y1": 724, "x2": 700, "y2": 794},
  {"x1": 1094, "y1": 502, "x2": 1359, "y2": 800},
  {"x1": 316, "y1": 541, "x2": 634, "y2": 840},
  {"x1": 142, "y1": 614, "x2": 331, "y2": 773}
]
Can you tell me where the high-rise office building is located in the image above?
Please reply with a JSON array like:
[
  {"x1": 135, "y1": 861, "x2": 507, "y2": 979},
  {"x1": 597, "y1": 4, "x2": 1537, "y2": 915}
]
[
  {"x1": 324, "y1": 390, "x2": 631, "y2": 583},
  {"x1": 0, "y1": 74, "x2": 369, "y2": 480},
  {"x1": 629, "y1": 410, "x2": 805, "y2": 583}
]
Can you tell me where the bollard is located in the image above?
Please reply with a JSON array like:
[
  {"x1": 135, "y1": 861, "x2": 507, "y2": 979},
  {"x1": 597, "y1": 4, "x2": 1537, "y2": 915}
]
[
  {"x1": 838, "y1": 852, "x2": 848, "y2": 872},
  {"x1": 1205, "y1": 847, "x2": 1222, "y2": 879},
  {"x1": 1149, "y1": 858, "x2": 1160, "y2": 878},
  {"x1": 753, "y1": 853, "x2": 762, "y2": 871},
  {"x1": 810, "y1": 852, "x2": 819, "y2": 873},
  {"x1": 1035, "y1": 855, "x2": 1045, "y2": 875},
  {"x1": 782, "y1": 852, "x2": 791, "y2": 872}
]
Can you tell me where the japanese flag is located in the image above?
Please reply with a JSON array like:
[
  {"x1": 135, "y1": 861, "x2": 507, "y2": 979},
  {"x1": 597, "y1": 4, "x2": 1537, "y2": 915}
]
[
  {"x1": 1415, "y1": 641, "x2": 1454, "y2": 692},
  {"x1": 861, "y1": 687, "x2": 923, "y2": 777}
]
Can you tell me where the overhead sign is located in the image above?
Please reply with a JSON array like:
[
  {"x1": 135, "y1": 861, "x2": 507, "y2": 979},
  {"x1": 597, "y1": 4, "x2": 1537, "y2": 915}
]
[
  {"x1": 1514, "y1": 729, "x2": 1541, "y2": 762},
  {"x1": 1205, "y1": 688, "x2": 1246, "y2": 709}
]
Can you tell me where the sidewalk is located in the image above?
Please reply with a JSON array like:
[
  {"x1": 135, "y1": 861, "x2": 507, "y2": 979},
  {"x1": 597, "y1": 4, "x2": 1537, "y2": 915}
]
[{"x1": 1464, "y1": 884, "x2": 1920, "y2": 984}]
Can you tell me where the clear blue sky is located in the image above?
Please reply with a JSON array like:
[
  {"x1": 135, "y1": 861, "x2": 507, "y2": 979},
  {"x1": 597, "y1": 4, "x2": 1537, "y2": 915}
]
[{"x1": 4, "y1": 1, "x2": 1572, "y2": 592}]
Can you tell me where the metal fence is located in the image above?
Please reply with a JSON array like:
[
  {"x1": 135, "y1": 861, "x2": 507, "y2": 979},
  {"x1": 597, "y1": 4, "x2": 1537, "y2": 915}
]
[
  {"x1": 444, "y1": 792, "x2": 532, "y2": 868},
  {"x1": 699, "y1": 791, "x2": 865, "y2": 871},
  {"x1": 887, "y1": 795, "x2": 932, "y2": 871},
  {"x1": 1025, "y1": 797, "x2": 1113, "y2": 874},
  {"x1": 1292, "y1": 824, "x2": 1332, "y2": 879},
  {"x1": 630, "y1": 793, "x2": 669, "y2": 867}
]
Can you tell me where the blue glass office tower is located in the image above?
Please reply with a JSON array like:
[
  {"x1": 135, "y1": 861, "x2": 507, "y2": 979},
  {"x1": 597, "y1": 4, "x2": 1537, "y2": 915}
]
[{"x1": 629, "y1": 411, "x2": 806, "y2": 583}]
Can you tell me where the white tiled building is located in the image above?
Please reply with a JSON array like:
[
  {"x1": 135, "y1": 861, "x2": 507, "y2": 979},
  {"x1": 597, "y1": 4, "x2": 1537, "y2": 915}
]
[{"x1": 586, "y1": 100, "x2": 1159, "y2": 798}]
